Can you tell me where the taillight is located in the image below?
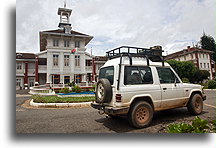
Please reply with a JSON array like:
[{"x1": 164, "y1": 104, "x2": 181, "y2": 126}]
[{"x1": 116, "y1": 94, "x2": 122, "y2": 102}]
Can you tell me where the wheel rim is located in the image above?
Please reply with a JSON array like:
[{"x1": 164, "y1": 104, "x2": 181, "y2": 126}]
[
  {"x1": 135, "y1": 106, "x2": 149, "y2": 124},
  {"x1": 97, "y1": 83, "x2": 104, "y2": 101},
  {"x1": 194, "y1": 97, "x2": 202, "y2": 112}
]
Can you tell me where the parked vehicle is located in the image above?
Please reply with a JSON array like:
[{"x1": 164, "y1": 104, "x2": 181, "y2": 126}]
[{"x1": 91, "y1": 46, "x2": 206, "y2": 128}]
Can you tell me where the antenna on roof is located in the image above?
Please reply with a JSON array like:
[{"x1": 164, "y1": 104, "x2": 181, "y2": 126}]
[{"x1": 64, "y1": 0, "x2": 66, "y2": 8}]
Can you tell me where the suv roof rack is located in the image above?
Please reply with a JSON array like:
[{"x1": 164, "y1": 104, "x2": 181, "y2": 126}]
[
  {"x1": 106, "y1": 46, "x2": 165, "y2": 90},
  {"x1": 106, "y1": 46, "x2": 165, "y2": 66}
]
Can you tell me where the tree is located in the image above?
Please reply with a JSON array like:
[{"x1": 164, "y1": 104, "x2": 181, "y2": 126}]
[
  {"x1": 200, "y1": 33, "x2": 216, "y2": 61},
  {"x1": 167, "y1": 60, "x2": 196, "y2": 82},
  {"x1": 191, "y1": 70, "x2": 210, "y2": 83},
  {"x1": 167, "y1": 60, "x2": 210, "y2": 83}
]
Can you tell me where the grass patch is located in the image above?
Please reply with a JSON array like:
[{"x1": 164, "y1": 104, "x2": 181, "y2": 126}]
[{"x1": 32, "y1": 95, "x2": 95, "y2": 103}]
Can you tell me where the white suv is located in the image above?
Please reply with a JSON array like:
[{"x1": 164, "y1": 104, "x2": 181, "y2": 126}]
[{"x1": 91, "y1": 46, "x2": 206, "y2": 128}]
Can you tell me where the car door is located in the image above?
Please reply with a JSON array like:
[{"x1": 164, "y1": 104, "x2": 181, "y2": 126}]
[{"x1": 156, "y1": 67, "x2": 185, "y2": 109}]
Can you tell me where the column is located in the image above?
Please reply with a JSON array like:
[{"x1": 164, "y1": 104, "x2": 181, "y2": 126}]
[
  {"x1": 35, "y1": 56, "x2": 39, "y2": 86},
  {"x1": 24, "y1": 62, "x2": 28, "y2": 89}
]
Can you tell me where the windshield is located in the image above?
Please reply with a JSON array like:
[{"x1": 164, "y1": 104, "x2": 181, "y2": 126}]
[{"x1": 99, "y1": 66, "x2": 114, "y2": 85}]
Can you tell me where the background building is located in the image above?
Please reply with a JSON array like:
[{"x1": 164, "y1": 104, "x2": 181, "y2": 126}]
[
  {"x1": 165, "y1": 46, "x2": 215, "y2": 79},
  {"x1": 16, "y1": 53, "x2": 36, "y2": 89}
]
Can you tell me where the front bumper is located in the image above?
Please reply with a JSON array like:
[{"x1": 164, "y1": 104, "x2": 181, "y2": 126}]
[{"x1": 91, "y1": 102, "x2": 129, "y2": 115}]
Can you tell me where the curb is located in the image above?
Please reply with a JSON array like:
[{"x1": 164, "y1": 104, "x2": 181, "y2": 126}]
[{"x1": 29, "y1": 99, "x2": 92, "y2": 108}]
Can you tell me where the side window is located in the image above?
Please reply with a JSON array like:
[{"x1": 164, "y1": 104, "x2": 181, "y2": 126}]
[
  {"x1": 99, "y1": 66, "x2": 114, "y2": 85},
  {"x1": 156, "y1": 67, "x2": 180, "y2": 84},
  {"x1": 124, "y1": 66, "x2": 153, "y2": 85}
]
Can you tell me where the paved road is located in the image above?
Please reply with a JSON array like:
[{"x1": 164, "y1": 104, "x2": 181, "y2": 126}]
[{"x1": 16, "y1": 90, "x2": 215, "y2": 133}]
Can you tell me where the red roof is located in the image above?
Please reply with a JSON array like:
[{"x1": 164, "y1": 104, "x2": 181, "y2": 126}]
[
  {"x1": 16, "y1": 53, "x2": 35, "y2": 59},
  {"x1": 165, "y1": 47, "x2": 213, "y2": 60}
]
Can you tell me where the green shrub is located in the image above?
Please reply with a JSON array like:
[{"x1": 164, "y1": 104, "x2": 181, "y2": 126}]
[
  {"x1": 207, "y1": 80, "x2": 216, "y2": 89},
  {"x1": 182, "y1": 78, "x2": 190, "y2": 83},
  {"x1": 59, "y1": 87, "x2": 70, "y2": 94},
  {"x1": 167, "y1": 117, "x2": 209, "y2": 133},
  {"x1": 72, "y1": 85, "x2": 81, "y2": 93},
  {"x1": 68, "y1": 81, "x2": 75, "y2": 87}
]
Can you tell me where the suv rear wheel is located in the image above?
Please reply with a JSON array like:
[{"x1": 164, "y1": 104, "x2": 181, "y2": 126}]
[
  {"x1": 128, "y1": 101, "x2": 153, "y2": 128},
  {"x1": 187, "y1": 93, "x2": 203, "y2": 115},
  {"x1": 95, "y1": 78, "x2": 112, "y2": 103}
]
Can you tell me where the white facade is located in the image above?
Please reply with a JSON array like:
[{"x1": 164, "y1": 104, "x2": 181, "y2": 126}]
[{"x1": 166, "y1": 47, "x2": 214, "y2": 79}]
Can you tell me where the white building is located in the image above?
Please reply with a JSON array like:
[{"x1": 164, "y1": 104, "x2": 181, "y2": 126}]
[
  {"x1": 37, "y1": 5, "x2": 95, "y2": 85},
  {"x1": 165, "y1": 46, "x2": 215, "y2": 79}
]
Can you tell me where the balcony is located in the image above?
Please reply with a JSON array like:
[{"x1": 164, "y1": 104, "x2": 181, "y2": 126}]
[
  {"x1": 85, "y1": 66, "x2": 92, "y2": 72},
  {"x1": 38, "y1": 65, "x2": 47, "y2": 73}
]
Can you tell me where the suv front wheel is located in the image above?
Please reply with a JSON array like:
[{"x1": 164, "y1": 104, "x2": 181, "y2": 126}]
[
  {"x1": 187, "y1": 93, "x2": 203, "y2": 115},
  {"x1": 128, "y1": 101, "x2": 153, "y2": 128}
]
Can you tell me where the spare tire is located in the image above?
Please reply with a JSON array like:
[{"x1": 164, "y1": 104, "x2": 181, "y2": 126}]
[{"x1": 96, "y1": 78, "x2": 113, "y2": 103}]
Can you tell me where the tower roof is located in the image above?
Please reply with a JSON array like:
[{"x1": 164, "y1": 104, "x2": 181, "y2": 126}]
[{"x1": 57, "y1": 8, "x2": 72, "y2": 16}]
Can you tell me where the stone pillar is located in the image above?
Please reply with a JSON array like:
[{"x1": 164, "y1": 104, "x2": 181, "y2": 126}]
[
  {"x1": 24, "y1": 62, "x2": 28, "y2": 89},
  {"x1": 35, "y1": 56, "x2": 39, "y2": 86}
]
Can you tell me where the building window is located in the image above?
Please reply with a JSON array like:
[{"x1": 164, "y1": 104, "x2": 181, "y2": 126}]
[
  {"x1": 191, "y1": 54, "x2": 193, "y2": 59},
  {"x1": 53, "y1": 39, "x2": 59, "y2": 47},
  {"x1": 64, "y1": 40, "x2": 70, "y2": 47},
  {"x1": 64, "y1": 55, "x2": 70, "y2": 66},
  {"x1": 207, "y1": 63, "x2": 209, "y2": 68},
  {"x1": 74, "y1": 74, "x2": 81, "y2": 83},
  {"x1": 203, "y1": 54, "x2": 205, "y2": 59},
  {"x1": 16, "y1": 63, "x2": 22, "y2": 70},
  {"x1": 64, "y1": 76, "x2": 70, "y2": 84},
  {"x1": 204, "y1": 63, "x2": 206, "y2": 68},
  {"x1": 16, "y1": 78, "x2": 21, "y2": 87},
  {"x1": 200, "y1": 63, "x2": 202, "y2": 68},
  {"x1": 75, "y1": 41, "x2": 80, "y2": 48},
  {"x1": 53, "y1": 54, "x2": 59, "y2": 66},
  {"x1": 29, "y1": 78, "x2": 34, "y2": 87},
  {"x1": 75, "y1": 55, "x2": 80, "y2": 67},
  {"x1": 184, "y1": 56, "x2": 186, "y2": 60}
]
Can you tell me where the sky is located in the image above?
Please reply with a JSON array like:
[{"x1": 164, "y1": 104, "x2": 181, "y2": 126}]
[{"x1": 16, "y1": 0, "x2": 216, "y2": 56}]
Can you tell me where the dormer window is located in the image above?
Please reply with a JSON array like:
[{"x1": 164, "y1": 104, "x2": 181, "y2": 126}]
[
  {"x1": 64, "y1": 40, "x2": 70, "y2": 47},
  {"x1": 75, "y1": 41, "x2": 80, "y2": 48},
  {"x1": 53, "y1": 39, "x2": 59, "y2": 47}
]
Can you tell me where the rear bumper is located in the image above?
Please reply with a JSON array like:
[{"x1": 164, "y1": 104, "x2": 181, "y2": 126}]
[{"x1": 91, "y1": 102, "x2": 129, "y2": 115}]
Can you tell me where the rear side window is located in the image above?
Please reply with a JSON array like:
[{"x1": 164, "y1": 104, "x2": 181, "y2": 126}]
[
  {"x1": 156, "y1": 67, "x2": 180, "y2": 84},
  {"x1": 99, "y1": 66, "x2": 114, "y2": 85},
  {"x1": 124, "y1": 66, "x2": 153, "y2": 85}
]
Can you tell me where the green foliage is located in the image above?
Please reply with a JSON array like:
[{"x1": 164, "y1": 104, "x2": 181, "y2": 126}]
[
  {"x1": 167, "y1": 60, "x2": 197, "y2": 82},
  {"x1": 167, "y1": 60, "x2": 210, "y2": 83},
  {"x1": 191, "y1": 70, "x2": 210, "y2": 83},
  {"x1": 59, "y1": 87, "x2": 70, "y2": 94},
  {"x1": 32, "y1": 95, "x2": 95, "y2": 103},
  {"x1": 167, "y1": 117, "x2": 209, "y2": 133},
  {"x1": 182, "y1": 78, "x2": 190, "y2": 83},
  {"x1": 200, "y1": 33, "x2": 216, "y2": 61},
  {"x1": 72, "y1": 85, "x2": 81, "y2": 93},
  {"x1": 212, "y1": 120, "x2": 216, "y2": 132},
  {"x1": 68, "y1": 81, "x2": 75, "y2": 87},
  {"x1": 207, "y1": 80, "x2": 216, "y2": 89}
]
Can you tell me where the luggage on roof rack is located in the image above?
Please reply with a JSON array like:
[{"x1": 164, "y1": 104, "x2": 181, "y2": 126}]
[{"x1": 106, "y1": 46, "x2": 165, "y2": 66}]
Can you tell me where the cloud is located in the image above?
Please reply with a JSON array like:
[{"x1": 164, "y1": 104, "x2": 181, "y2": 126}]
[{"x1": 16, "y1": 0, "x2": 216, "y2": 55}]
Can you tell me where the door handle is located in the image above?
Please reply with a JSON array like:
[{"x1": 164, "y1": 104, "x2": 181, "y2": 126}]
[{"x1": 163, "y1": 88, "x2": 167, "y2": 90}]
